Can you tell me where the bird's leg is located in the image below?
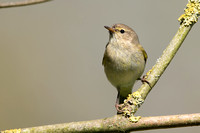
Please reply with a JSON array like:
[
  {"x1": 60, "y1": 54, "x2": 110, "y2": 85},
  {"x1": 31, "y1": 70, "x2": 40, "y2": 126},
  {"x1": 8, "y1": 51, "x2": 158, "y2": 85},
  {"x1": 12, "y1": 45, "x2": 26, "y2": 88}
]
[
  {"x1": 138, "y1": 75, "x2": 151, "y2": 88},
  {"x1": 115, "y1": 91, "x2": 123, "y2": 114}
]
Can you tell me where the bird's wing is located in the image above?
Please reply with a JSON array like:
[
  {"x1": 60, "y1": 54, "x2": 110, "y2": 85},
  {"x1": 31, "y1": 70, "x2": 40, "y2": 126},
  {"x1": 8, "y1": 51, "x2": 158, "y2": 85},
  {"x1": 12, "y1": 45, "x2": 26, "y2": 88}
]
[{"x1": 138, "y1": 44, "x2": 148, "y2": 63}]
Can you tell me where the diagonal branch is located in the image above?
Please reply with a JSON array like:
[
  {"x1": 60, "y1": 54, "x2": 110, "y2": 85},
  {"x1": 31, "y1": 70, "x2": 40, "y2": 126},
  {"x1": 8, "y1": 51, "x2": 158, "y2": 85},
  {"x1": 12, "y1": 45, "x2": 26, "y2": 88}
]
[
  {"x1": 121, "y1": 0, "x2": 200, "y2": 119},
  {"x1": 139, "y1": 0, "x2": 200, "y2": 99},
  {"x1": 139, "y1": 21, "x2": 191, "y2": 99}
]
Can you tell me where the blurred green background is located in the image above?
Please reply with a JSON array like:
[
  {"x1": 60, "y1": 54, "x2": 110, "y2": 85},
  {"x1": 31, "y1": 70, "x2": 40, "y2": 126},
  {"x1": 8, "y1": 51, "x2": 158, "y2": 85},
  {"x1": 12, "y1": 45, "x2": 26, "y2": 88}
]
[{"x1": 0, "y1": 0, "x2": 200, "y2": 132}]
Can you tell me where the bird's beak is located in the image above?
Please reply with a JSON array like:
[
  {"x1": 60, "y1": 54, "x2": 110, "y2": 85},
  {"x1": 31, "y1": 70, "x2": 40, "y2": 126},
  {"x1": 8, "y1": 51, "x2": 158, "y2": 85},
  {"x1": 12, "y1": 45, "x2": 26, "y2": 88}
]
[{"x1": 104, "y1": 26, "x2": 115, "y2": 33}]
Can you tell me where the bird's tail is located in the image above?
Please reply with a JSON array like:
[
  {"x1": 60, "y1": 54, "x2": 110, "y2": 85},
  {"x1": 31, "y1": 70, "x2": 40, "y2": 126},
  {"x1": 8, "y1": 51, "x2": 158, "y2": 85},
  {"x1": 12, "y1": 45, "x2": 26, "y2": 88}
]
[{"x1": 119, "y1": 95, "x2": 127, "y2": 104}]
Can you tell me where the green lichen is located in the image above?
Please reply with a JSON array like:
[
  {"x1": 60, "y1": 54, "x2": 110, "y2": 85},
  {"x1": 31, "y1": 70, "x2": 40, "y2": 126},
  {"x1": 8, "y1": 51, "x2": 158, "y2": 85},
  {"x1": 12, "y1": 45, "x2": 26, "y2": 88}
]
[
  {"x1": 129, "y1": 116, "x2": 141, "y2": 123},
  {"x1": 178, "y1": 0, "x2": 200, "y2": 26},
  {"x1": 121, "y1": 91, "x2": 144, "y2": 122},
  {"x1": 1, "y1": 129, "x2": 21, "y2": 133}
]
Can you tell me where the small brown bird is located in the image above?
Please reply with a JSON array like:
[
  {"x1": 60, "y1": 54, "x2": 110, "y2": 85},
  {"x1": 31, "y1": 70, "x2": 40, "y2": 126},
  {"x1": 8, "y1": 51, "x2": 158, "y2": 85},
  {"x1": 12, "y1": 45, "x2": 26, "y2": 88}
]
[{"x1": 102, "y1": 23, "x2": 147, "y2": 112}]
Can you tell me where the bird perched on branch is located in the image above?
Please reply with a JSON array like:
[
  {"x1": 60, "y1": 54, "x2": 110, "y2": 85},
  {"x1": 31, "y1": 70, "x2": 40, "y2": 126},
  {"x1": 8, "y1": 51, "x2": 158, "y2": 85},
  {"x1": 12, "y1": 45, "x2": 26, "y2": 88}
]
[{"x1": 102, "y1": 23, "x2": 147, "y2": 113}]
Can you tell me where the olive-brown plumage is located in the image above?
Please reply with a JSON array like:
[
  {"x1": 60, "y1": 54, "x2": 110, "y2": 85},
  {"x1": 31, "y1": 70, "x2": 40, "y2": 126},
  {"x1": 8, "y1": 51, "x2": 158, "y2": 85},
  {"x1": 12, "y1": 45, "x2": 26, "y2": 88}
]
[{"x1": 103, "y1": 23, "x2": 147, "y2": 112}]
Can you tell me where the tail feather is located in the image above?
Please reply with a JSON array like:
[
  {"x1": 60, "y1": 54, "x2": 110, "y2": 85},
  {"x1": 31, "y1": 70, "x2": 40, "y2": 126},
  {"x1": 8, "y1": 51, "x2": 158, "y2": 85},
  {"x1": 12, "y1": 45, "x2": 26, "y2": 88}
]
[{"x1": 119, "y1": 95, "x2": 127, "y2": 104}]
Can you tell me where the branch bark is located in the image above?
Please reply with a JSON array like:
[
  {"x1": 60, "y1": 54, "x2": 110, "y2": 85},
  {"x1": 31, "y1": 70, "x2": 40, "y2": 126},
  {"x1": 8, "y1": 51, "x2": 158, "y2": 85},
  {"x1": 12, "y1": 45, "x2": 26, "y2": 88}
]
[{"x1": 2, "y1": 113, "x2": 200, "y2": 133}]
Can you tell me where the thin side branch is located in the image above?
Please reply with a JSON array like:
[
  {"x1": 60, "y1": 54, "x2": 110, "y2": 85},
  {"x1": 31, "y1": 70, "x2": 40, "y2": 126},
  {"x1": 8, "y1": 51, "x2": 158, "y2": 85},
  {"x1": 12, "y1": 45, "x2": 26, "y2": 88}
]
[
  {"x1": 2, "y1": 113, "x2": 200, "y2": 133},
  {"x1": 0, "y1": 0, "x2": 51, "y2": 8}
]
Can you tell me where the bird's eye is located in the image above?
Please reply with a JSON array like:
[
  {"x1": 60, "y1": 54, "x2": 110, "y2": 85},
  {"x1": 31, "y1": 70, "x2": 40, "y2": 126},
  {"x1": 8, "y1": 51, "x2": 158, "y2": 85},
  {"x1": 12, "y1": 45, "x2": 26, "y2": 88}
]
[{"x1": 120, "y1": 29, "x2": 125, "y2": 34}]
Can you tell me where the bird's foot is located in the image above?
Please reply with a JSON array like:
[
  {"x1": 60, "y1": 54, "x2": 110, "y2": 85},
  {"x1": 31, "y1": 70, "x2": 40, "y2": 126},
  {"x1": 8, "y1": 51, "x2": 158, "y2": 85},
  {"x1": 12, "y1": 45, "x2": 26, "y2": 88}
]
[
  {"x1": 115, "y1": 103, "x2": 124, "y2": 114},
  {"x1": 138, "y1": 75, "x2": 151, "y2": 88}
]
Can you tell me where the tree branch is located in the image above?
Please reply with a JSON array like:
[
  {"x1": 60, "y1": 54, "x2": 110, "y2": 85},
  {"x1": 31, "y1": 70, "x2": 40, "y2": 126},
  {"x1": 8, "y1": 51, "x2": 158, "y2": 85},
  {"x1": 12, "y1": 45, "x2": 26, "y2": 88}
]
[
  {"x1": 2, "y1": 113, "x2": 200, "y2": 133},
  {"x1": 121, "y1": 0, "x2": 200, "y2": 119},
  {"x1": 0, "y1": 0, "x2": 52, "y2": 8}
]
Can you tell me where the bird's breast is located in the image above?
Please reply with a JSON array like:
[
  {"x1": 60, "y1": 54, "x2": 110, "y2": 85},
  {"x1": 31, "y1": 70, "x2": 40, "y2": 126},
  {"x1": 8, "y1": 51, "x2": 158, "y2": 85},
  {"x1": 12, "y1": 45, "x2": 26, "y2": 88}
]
[
  {"x1": 104, "y1": 43, "x2": 144, "y2": 71},
  {"x1": 103, "y1": 42, "x2": 145, "y2": 90}
]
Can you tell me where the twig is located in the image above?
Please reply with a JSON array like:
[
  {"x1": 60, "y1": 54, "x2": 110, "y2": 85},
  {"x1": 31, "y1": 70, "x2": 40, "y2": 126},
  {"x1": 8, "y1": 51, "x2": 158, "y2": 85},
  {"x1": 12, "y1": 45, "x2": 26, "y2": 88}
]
[{"x1": 0, "y1": 0, "x2": 51, "y2": 8}]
